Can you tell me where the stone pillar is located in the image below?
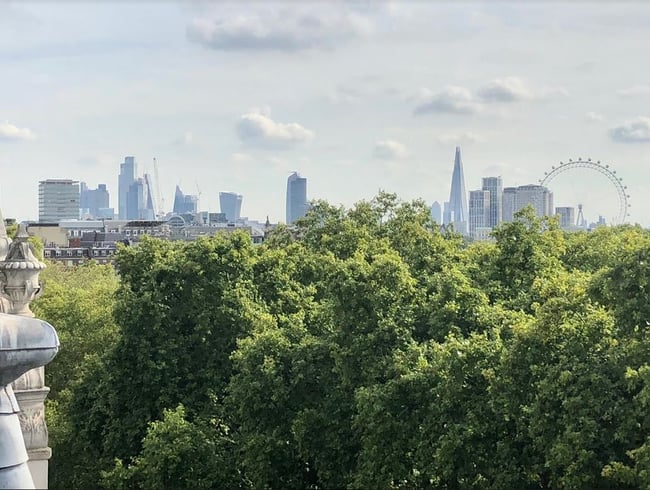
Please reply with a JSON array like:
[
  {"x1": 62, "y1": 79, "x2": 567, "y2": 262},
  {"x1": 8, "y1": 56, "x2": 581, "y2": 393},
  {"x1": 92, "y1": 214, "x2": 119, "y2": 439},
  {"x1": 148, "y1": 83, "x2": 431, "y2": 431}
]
[{"x1": 0, "y1": 224, "x2": 50, "y2": 488}]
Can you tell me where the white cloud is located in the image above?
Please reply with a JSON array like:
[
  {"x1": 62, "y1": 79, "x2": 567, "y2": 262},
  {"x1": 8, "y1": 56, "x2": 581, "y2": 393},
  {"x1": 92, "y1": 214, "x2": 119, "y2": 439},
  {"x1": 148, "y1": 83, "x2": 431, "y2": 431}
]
[
  {"x1": 414, "y1": 78, "x2": 566, "y2": 115},
  {"x1": 237, "y1": 110, "x2": 314, "y2": 149},
  {"x1": 585, "y1": 111, "x2": 605, "y2": 122},
  {"x1": 434, "y1": 131, "x2": 486, "y2": 145},
  {"x1": 477, "y1": 77, "x2": 534, "y2": 102},
  {"x1": 0, "y1": 123, "x2": 34, "y2": 141},
  {"x1": 373, "y1": 140, "x2": 409, "y2": 160},
  {"x1": 617, "y1": 85, "x2": 650, "y2": 97},
  {"x1": 609, "y1": 116, "x2": 650, "y2": 143},
  {"x1": 414, "y1": 86, "x2": 479, "y2": 115},
  {"x1": 187, "y1": 7, "x2": 372, "y2": 52}
]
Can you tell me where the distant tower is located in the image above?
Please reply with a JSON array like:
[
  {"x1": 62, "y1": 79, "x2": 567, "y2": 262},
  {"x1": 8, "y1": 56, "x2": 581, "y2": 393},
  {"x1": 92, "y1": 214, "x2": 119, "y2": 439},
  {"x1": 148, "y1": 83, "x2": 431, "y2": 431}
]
[
  {"x1": 448, "y1": 146, "x2": 468, "y2": 235},
  {"x1": 502, "y1": 187, "x2": 517, "y2": 223},
  {"x1": 172, "y1": 185, "x2": 198, "y2": 215},
  {"x1": 219, "y1": 192, "x2": 243, "y2": 222},
  {"x1": 118, "y1": 156, "x2": 137, "y2": 220},
  {"x1": 143, "y1": 174, "x2": 156, "y2": 220},
  {"x1": 38, "y1": 179, "x2": 80, "y2": 223},
  {"x1": 555, "y1": 206, "x2": 576, "y2": 229},
  {"x1": 514, "y1": 184, "x2": 553, "y2": 218},
  {"x1": 286, "y1": 172, "x2": 308, "y2": 224},
  {"x1": 126, "y1": 178, "x2": 148, "y2": 220},
  {"x1": 442, "y1": 201, "x2": 452, "y2": 225},
  {"x1": 430, "y1": 201, "x2": 442, "y2": 224},
  {"x1": 481, "y1": 176, "x2": 503, "y2": 228},
  {"x1": 469, "y1": 190, "x2": 491, "y2": 239},
  {"x1": 576, "y1": 203, "x2": 586, "y2": 228}
]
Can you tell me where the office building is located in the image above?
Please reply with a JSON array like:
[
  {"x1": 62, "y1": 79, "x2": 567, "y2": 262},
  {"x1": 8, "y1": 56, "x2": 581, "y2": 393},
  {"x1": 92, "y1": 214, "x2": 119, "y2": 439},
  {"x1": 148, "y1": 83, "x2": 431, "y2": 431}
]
[
  {"x1": 80, "y1": 182, "x2": 111, "y2": 219},
  {"x1": 502, "y1": 187, "x2": 517, "y2": 222},
  {"x1": 118, "y1": 156, "x2": 137, "y2": 220},
  {"x1": 469, "y1": 190, "x2": 491, "y2": 239},
  {"x1": 556, "y1": 207, "x2": 576, "y2": 229},
  {"x1": 126, "y1": 178, "x2": 154, "y2": 220},
  {"x1": 481, "y1": 176, "x2": 503, "y2": 228},
  {"x1": 219, "y1": 192, "x2": 243, "y2": 223},
  {"x1": 286, "y1": 172, "x2": 308, "y2": 224},
  {"x1": 447, "y1": 146, "x2": 468, "y2": 235},
  {"x1": 430, "y1": 201, "x2": 442, "y2": 224},
  {"x1": 514, "y1": 184, "x2": 554, "y2": 218},
  {"x1": 443, "y1": 201, "x2": 451, "y2": 225},
  {"x1": 172, "y1": 185, "x2": 198, "y2": 215},
  {"x1": 38, "y1": 179, "x2": 80, "y2": 223}
]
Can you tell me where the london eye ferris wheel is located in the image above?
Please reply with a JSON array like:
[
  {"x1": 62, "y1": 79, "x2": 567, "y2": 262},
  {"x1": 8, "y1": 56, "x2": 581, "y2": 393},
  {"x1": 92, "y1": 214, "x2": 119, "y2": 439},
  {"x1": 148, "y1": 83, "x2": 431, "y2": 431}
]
[{"x1": 539, "y1": 158, "x2": 631, "y2": 225}]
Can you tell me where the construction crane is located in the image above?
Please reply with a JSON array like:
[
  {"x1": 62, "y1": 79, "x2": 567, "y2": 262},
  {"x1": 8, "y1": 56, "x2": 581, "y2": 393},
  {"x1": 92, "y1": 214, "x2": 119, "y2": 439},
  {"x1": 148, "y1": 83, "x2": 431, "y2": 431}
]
[
  {"x1": 195, "y1": 181, "x2": 203, "y2": 213},
  {"x1": 153, "y1": 158, "x2": 165, "y2": 219}
]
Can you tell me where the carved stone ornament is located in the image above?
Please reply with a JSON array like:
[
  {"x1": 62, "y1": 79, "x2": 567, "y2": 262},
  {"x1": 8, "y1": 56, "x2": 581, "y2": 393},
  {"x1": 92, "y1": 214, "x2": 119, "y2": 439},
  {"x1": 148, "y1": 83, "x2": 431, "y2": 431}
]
[{"x1": 0, "y1": 224, "x2": 46, "y2": 317}]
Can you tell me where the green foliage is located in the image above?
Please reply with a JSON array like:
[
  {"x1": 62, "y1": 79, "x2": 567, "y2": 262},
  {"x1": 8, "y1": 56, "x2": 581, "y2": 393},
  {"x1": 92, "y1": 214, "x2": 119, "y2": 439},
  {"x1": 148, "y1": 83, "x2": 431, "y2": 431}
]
[
  {"x1": 101, "y1": 405, "x2": 247, "y2": 490},
  {"x1": 33, "y1": 261, "x2": 119, "y2": 398},
  {"x1": 43, "y1": 194, "x2": 650, "y2": 490}
]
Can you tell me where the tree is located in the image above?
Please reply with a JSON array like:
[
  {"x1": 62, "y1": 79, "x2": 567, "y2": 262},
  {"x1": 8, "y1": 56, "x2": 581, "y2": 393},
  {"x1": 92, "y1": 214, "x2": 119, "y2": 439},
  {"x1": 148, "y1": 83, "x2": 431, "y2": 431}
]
[{"x1": 102, "y1": 405, "x2": 247, "y2": 490}]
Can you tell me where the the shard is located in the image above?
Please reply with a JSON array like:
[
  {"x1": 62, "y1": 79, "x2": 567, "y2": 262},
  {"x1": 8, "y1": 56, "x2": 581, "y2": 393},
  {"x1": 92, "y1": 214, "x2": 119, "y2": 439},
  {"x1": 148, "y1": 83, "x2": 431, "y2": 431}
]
[{"x1": 448, "y1": 146, "x2": 468, "y2": 235}]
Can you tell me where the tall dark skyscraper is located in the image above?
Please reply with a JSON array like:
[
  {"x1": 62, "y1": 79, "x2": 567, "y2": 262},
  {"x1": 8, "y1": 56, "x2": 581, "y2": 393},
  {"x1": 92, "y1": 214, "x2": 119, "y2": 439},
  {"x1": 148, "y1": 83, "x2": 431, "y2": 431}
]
[
  {"x1": 286, "y1": 172, "x2": 307, "y2": 224},
  {"x1": 219, "y1": 192, "x2": 243, "y2": 222},
  {"x1": 118, "y1": 156, "x2": 136, "y2": 220},
  {"x1": 448, "y1": 146, "x2": 468, "y2": 235},
  {"x1": 481, "y1": 176, "x2": 503, "y2": 228}
]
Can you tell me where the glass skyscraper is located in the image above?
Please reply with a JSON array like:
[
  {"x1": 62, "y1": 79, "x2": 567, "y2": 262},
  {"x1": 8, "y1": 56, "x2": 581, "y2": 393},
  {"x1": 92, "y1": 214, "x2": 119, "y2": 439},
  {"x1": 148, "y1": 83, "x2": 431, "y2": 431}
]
[
  {"x1": 447, "y1": 146, "x2": 468, "y2": 235},
  {"x1": 219, "y1": 192, "x2": 243, "y2": 222},
  {"x1": 481, "y1": 176, "x2": 503, "y2": 228},
  {"x1": 286, "y1": 172, "x2": 307, "y2": 224},
  {"x1": 118, "y1": 156, "x2": 136, "y2": 220},
  {"x1": 172, "y1": 185, "x2": 198, "y2": 215}
]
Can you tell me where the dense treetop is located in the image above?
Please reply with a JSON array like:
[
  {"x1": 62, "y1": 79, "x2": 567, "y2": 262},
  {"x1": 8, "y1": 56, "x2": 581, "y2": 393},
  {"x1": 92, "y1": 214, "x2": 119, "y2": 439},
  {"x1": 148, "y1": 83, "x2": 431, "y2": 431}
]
[{"x1": 33, "y1": 193, "x2": 650, "y2": 489}]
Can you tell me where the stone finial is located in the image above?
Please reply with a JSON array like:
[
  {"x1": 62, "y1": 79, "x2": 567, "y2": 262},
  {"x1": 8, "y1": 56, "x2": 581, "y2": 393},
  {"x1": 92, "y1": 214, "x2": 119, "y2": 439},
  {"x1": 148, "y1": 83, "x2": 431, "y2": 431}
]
[{"x1": 0, "y1": 225, "x2": 46, "y2": 317}]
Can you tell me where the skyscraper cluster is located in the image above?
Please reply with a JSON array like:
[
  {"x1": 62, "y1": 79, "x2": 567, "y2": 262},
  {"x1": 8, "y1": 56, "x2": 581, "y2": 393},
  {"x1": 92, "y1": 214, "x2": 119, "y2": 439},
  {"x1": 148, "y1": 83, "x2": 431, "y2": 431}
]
[
  {"x1": 36, "y1": 155, "x2": 312, "y2": 227},
  {"x1": 118, "y1": 156, "x2": 156, "y2": 220},
  {"x1": 439, "y1": 146, "x2": 554, "y2": 240}
]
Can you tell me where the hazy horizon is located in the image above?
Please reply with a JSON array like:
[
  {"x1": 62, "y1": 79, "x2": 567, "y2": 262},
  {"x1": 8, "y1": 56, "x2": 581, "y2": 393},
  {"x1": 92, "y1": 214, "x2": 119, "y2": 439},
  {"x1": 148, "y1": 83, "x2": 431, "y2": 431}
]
[{"x1": 1, "y1": 1, "x2": 649, "y2": 226}]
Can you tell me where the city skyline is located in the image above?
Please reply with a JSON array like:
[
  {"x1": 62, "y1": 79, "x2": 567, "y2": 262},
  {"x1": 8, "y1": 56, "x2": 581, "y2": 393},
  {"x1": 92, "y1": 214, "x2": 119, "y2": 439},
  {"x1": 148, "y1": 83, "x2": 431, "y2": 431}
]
[{"x1": 1, "y1": 2, "x2": 649, "y2": 225}]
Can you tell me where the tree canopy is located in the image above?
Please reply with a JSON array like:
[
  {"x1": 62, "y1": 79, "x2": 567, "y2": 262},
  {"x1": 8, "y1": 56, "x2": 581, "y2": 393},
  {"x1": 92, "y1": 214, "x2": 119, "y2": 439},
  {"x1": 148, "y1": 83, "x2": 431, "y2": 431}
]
[{"x1": 34, "y1": 196, "x2": 650, "y2": 490}]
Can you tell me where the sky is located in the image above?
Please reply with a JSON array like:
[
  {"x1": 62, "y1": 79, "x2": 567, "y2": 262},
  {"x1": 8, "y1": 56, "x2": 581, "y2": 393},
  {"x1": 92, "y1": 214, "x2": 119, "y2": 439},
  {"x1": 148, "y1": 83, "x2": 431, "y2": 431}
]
[{"x1": 1, "y1": 1, "x2": 649, "y2": 226}]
